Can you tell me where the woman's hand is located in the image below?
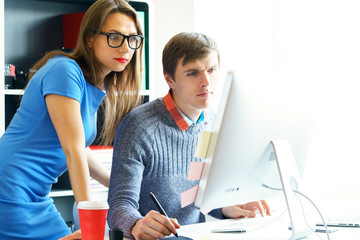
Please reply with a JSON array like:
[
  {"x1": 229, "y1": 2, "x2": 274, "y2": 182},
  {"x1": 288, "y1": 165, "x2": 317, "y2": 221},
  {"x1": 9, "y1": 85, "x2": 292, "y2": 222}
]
[
  {"x1": 222, "y1": 200, "x2": 271, "y2": 218},
  {"x1": 131, "y1": 210, "x2": 180, "y2": 240},
  {"x1": 58, "y1": 230, "x2": 82, "y2": 240}
]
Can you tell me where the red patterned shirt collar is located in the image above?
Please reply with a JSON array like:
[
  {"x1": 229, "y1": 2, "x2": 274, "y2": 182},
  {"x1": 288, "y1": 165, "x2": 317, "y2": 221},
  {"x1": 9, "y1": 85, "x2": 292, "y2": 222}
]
[{"x1": 163, "y1": 90, "x2": 206, "y2": 131}]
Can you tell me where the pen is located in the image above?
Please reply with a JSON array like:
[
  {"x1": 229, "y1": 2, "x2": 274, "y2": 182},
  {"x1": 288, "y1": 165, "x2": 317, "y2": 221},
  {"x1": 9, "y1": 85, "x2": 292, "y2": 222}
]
[{"x1": 149, "y1": 192, "x2": 179, "y2": 238}]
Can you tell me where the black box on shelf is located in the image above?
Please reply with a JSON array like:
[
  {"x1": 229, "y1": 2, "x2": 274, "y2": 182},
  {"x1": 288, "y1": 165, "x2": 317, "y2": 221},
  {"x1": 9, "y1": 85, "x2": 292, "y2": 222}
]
[
  {"x1": 13, "y1": 70, "x2": 27, "y2": 89},
  {"x1": 5, "y1": 76, "x2": 14, "y2": 89}
]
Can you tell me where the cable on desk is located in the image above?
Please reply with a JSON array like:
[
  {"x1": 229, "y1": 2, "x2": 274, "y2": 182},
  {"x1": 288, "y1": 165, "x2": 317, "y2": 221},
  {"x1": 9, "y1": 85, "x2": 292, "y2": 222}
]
[
  {"x1": 294, "y1": 190, "x2": 330, "y2": 240},
  {"x1": 262, "y1": 184, "x2": 330, "y2": 240}
]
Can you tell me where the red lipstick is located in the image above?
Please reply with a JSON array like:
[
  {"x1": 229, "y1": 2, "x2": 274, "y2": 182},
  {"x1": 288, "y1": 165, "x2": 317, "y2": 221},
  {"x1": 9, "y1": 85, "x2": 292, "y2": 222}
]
[{"x1": 114, "y1": 58, "x2": 128, "y2": 63}]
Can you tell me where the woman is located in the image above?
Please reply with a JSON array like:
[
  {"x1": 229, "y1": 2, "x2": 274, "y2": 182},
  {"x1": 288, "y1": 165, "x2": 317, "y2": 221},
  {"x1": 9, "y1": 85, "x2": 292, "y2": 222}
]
[{"x1": 0, "y1": 0, "x2": 143, "y2": 239}]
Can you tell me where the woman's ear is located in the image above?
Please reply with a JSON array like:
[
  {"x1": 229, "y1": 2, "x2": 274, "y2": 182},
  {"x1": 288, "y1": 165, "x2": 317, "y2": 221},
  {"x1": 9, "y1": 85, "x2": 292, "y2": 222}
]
[{"x1": 87, "y1": 36, "x2": 94, "y2": 48}]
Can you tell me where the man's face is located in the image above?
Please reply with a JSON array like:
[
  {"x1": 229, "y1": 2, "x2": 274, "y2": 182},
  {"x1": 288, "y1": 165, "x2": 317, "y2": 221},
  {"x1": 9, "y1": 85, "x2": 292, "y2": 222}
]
[{"x1": 165, "y1": 51, "x2": 219, "y2": 121}]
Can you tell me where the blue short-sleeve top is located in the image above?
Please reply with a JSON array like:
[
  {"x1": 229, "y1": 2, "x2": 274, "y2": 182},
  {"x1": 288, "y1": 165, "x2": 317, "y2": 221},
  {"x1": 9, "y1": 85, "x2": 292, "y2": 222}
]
[{"x1": 0, "y1": 56, "x2": 106, "y2": 239}]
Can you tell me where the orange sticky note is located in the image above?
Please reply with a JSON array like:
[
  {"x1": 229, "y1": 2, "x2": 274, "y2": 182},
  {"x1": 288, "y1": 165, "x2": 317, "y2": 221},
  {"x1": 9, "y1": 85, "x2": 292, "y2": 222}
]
[
  {"x1": 180, "y1": 185, "x2": 199, "y2": 208},
  {"x1": 187, "y1": 162, "x2": 205, "y2": 180}
]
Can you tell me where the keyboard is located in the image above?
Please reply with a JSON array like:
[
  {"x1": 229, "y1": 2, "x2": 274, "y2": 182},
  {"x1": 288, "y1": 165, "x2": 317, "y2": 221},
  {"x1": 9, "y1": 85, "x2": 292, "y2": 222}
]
[
  {"x1": 211, "y1": 215, "x2": 277, "y2": 233},
  {"x1": 316, "y1": 213, "x2": 360, "y2": 228}
]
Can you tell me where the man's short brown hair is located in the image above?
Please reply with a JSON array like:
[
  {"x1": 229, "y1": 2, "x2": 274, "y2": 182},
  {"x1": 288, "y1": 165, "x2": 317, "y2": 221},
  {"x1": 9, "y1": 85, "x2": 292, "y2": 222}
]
[{"x1": 162, "y1": 32, "x2": 220, "y2": 80}]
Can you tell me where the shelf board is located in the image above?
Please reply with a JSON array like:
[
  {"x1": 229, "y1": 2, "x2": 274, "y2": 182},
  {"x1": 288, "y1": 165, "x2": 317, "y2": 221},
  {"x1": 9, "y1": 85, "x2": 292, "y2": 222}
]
[
  {"x1": 50, "y1": 189, "x2": 74, "y2": 197},
  {"x1": 5, "y1": 89, "x2": 149, "y2": 96},
  {"x1": 50, "y1": 187, "x2": 108, "y2": 198},
  {"x1": 4, "y1": 89, "x2": 24, "y2": 95}
]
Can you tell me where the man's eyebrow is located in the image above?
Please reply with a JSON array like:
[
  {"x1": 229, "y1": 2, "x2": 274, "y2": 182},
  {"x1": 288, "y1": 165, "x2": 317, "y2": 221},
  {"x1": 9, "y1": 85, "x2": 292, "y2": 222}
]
[
  {"x1": 184, "y1": 65, "x2": 218, "y2": 72},
  {"x1": 183, "y1": 69, "x2": 200, "y2": 73}
]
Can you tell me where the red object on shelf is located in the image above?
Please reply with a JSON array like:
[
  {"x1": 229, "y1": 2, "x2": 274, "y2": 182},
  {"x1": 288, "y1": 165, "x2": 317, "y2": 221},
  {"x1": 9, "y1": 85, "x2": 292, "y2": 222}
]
[
  {"x1": 89, "y1": 145, "x2": 113, "y2": 150},
  {"x1": 10, "y1": 65, "x2": 15, "y2": 76},
  {"x1": 62, "y1": 12, "x2": 85, "y2": 49}
]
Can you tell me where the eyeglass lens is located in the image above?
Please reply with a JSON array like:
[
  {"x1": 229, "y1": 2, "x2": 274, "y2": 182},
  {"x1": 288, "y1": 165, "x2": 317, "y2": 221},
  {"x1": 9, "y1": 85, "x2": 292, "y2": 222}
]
[{"x1": 108, "y1": 33, "x2": 142, "y2": 49}]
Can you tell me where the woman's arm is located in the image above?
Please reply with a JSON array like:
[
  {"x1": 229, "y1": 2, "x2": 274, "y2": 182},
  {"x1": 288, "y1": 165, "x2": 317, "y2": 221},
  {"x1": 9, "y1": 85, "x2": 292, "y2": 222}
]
[
  {"x1": 46, "y1": 94, "x2": 90, "y2": 204},
  {"x1": 86, "y1": 147, "x2": 110, "y2": 187}
]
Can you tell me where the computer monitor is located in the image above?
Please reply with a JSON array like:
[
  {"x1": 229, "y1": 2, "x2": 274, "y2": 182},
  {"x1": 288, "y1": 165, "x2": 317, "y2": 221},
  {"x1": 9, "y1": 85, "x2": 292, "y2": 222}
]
[{"x1": 194, "y1": 71, "x2": 317, "y2": 239}]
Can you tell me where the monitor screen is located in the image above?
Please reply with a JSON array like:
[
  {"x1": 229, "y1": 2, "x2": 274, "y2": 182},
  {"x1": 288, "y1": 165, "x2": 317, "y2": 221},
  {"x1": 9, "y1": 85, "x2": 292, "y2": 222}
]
[{"x1": 194, "y1": 71, "x2": 317, "y2": 238}]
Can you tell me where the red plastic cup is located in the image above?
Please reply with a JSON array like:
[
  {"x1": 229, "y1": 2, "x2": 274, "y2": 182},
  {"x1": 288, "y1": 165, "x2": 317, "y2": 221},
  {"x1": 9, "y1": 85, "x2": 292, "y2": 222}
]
[{"x1": 78, "y1": 201, "x2": 109, "y2": 240}]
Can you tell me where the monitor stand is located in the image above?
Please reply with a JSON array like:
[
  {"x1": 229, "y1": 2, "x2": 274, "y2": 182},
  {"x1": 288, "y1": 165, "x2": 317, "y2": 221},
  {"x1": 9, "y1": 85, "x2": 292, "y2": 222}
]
[{"x1": 271, "y1": 139, "x2": 314, "y2": 240}]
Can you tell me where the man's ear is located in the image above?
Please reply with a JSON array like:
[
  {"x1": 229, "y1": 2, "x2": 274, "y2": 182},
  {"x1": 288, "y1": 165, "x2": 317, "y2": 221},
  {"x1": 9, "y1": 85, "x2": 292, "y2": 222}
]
[{"x1": 164, "y1": 72, "x2": 174, "y2": 88}]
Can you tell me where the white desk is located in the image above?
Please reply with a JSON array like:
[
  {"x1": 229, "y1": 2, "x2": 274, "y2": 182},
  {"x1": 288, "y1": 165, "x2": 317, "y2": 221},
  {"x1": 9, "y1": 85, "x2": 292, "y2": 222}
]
[
  {"x1": 109, "y1": 197, "x2": 360, "y2": 240},
  {"x1": 176, "y1": 217, "x2": 360, "y2": 240},
  {"x1": 108, "y1": 219, "x2": 359, "y2": 240}
]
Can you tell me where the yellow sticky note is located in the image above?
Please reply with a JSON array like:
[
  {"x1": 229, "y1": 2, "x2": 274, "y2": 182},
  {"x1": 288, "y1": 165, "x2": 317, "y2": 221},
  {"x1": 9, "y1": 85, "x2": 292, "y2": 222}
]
[{"x1": 195, "y1": 130, "x2": 212, "y2": 159}]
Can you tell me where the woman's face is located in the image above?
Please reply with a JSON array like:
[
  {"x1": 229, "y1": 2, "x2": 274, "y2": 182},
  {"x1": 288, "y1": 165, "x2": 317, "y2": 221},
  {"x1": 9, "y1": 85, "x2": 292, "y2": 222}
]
[{"x1": 88, "y1": 12, "x2": 138, "y2": 77}]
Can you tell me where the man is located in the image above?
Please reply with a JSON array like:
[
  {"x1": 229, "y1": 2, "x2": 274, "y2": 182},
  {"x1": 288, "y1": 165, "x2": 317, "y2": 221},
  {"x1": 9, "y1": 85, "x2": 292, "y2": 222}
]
[{"x1": 107, "y1": 32, "x2": 270, "y2": 240}]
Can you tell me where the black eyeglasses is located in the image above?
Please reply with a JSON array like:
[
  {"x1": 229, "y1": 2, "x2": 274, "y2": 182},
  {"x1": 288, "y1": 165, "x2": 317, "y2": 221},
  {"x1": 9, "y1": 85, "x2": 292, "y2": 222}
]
[{"x1": 100, "y1": 32, "x2": 144, "y2": 50}]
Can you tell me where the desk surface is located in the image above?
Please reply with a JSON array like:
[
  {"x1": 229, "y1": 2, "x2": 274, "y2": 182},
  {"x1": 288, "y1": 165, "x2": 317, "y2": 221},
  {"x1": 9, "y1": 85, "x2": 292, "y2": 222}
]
[
  {"x1": 174, "y1": 197, "x2": 360, "y2": 240},
  {"x1": 176, "y1": 218, "x2": 360, "y2": 240},
  {"x1": 107, "y1": 219, "x2": 360, "y2": 240},
  {"x1": 107, "y1": 198, "x2": 360, "y2": 240}
]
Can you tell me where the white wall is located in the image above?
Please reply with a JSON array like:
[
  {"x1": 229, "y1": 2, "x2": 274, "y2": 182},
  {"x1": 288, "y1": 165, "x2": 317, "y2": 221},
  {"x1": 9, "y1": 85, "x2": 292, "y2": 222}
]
[
  {"x1": 152, "y1": 0, "x2": 195, "y2": 98},
  {"x1": 194, "y1": 0, "x2": 274, "y2": 73},
  {"x1": 283, "y1": 0, "x2": 360, "y2": 201},
  {"x1": 193, "y1": 0, "x2": 360, "y2": 201}
]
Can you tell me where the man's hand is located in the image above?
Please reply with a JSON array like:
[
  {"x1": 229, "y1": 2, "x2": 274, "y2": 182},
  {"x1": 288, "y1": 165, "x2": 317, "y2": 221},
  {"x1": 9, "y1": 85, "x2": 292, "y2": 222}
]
[
  {"x1": 131, "y1": 210, "x2": 180, "y2": 240},
  {"x1": 58, "y1": 230, "x2": 82, "y2": 240},
  {"x1": 221, "y1": 200, "x2": 271, "y2": 218}
]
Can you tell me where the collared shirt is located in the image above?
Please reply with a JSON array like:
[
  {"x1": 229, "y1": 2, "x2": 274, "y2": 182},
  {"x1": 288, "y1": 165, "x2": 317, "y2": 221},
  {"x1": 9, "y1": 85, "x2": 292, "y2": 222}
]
[
  {"x1": 179, "y1": 109, "x2": 205, "y2": 126},
  {"x1": 163, "y1": 90, "x2": 206, "y2": 131}
]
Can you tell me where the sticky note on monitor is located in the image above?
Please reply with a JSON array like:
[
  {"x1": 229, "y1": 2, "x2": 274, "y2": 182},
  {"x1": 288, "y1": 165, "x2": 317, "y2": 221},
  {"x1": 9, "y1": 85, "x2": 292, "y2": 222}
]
[
  {"x1": 180, "y1": 185, "x2": 199, "y2": 208},
  {"x1": 195, "y1": 130, "x2": 212, "y2": 159},
  {"x1": 187, "y1": 162, "x2": 205, "y2": 180},
  {"x1": 180, "y1": 185, "x2": 211, "y2": 214}
]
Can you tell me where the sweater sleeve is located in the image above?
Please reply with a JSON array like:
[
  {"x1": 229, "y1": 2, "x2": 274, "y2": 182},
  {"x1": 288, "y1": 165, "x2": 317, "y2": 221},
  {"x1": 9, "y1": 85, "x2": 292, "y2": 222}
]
[
  {"x1": 107, "y1": 114, "x2": 151, "y2": 239},
  {"x1": 208, "y1": 208, "x2": 225, "y2": 220}
]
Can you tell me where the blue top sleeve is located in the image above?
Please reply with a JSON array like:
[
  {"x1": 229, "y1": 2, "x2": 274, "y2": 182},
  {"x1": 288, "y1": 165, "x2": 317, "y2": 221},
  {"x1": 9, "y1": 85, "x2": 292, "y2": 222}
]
[{"x1": 42, "y1": 56, "x2": 85, "y2": 102}]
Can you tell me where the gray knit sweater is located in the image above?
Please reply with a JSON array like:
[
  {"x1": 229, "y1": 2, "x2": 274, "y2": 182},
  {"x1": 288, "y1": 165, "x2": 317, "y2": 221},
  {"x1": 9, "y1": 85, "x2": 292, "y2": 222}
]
[{"x1": 107, "y1": 97, "x2": 223, "y2": 239}]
